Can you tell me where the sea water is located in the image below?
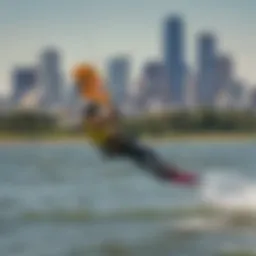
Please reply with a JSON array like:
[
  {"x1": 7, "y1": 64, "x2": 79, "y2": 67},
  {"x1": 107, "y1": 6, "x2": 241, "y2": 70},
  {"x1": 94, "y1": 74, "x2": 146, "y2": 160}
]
[{"x1": 0, "y1": 141, "x2": 256, "y2": 256}]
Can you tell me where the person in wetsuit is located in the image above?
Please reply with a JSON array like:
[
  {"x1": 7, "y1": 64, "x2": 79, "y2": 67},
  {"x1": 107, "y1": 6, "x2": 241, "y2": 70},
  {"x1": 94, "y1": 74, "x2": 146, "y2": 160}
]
[{"x1": 72, "y1": 63, "x2": 197, "y2": 185}]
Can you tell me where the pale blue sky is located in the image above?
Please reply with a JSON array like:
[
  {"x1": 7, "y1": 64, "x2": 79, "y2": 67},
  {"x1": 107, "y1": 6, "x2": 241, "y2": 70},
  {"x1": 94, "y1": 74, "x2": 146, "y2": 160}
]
[{"x1": 1, "y1": 0, "x2": 256, "y2": 94}]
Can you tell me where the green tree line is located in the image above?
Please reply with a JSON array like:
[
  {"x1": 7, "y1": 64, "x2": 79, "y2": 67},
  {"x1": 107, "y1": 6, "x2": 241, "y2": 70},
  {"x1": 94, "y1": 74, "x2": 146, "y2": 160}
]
[
  {"x1": 1, "y1": 110, "x2": 256, "y2": 136},
  {"x1": 0, "y1": 111, "x2": 57, "y2": 134},
  {"x1": 122, "y1": 110, "x2": 256, "y2": 136}
]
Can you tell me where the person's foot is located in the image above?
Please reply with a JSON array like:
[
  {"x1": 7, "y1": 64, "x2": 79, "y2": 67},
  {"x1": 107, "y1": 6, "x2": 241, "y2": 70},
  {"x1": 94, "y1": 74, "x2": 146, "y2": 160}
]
[{"x1": 170, "y1": 171, "x2": 198, "y2": 185}]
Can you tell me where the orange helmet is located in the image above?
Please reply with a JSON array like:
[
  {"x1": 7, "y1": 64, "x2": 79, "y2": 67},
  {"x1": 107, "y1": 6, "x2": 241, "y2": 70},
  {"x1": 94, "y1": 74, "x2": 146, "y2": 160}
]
[
  {"x1": 71, "y1": 63, "x2": 98, "y2": 85},
  {"x1": 71, "y1": 63, "x2": 110, "y2": 105}
]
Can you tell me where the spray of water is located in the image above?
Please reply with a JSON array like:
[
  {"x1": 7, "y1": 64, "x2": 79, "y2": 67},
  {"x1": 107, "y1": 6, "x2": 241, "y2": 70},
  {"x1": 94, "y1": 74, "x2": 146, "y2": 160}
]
[{"x1": 200, "y1": 169, "x2": 256, "y2": 212}]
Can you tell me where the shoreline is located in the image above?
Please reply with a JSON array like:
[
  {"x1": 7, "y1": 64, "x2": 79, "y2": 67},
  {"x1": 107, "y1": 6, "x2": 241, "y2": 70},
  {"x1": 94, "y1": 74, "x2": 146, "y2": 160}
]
[
  {"x1": 143, "y1": 132, "x2": 256, "y2": 143},
  {"x1": 0, "y1": 132, "x2": 256, "y2": 145}
]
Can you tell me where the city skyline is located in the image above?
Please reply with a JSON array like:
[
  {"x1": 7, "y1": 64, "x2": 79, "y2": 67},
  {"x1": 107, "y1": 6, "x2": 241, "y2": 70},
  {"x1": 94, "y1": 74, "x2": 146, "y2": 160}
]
[{"x1": 1, "y1": 0, "x2": 256, "y2": 96}]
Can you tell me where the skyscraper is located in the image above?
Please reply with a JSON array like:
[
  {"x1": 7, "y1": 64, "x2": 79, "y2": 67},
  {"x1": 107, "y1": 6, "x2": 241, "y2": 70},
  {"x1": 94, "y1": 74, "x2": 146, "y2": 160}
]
[
  {"x1": 185, "y1": 67, "x2": 197, "y2": 109},
  {"x1": 215, "y1": 54, "x2": 233, "y2": 95},
  {"x1": 250, "y1": 87, "x2": 256, "y2": 110},
  {"x1": 164, "y1": 15, "x2": 185, "y2": 106},
  {"x1": 11, "y1": 67, "x2": 37, "y2": 106},
  {"x1": 197, "y1": 33, "x2": 217, "y2": 106},
  {"x1": 142, "y1": 61, "x2": 168, "y2": 104},
  {"x1": 107, "y1": 55, "x2": 130, "y2": 107},
  {"x1": 216, "y1": 80, "x2": 244, "y2": 110},
  {"x1": 39, "y1": 47, "x2": 63, "y2": 109}
]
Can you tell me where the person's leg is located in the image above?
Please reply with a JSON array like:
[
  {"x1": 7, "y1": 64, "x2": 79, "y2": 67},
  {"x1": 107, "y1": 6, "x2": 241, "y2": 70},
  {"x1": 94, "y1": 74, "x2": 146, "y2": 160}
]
[
  {"x1": 103, "y1": 135, "x2": 197, "y2": 184},
  {"x1": 116, "y1": 137, "x2": 178, "y2": 180}
]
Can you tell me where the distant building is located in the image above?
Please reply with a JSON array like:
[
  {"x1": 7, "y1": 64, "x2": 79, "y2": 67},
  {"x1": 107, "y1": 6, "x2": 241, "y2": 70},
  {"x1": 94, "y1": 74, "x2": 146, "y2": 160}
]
[
  {"x1": 61, "y1": 84, "x2": 84, "y2": 126},
  {"x1": 11, "y1": 67, "x2": 37, "y2": 106},
  {"x1": 185, "y1": 68, "x2": 197, "y2": 110},
  {"x1": 107, "y1": 55, "x2": 130, "y2": 108},
  {"x1": 216, "y1": 80, "x2": 244, "y2": 110},
  {"x1": 249, "y1": 87, "x2": 256, "y2": 110},
  {"x1": 132, "y1": 75, "x2": 148, "y2": 113},
  {"x1": 64, "y1": 84, "x2": 82, "y2": 112},
  {"x1": 215, "y1": 54, "x2": 233, "y2": 96},
  {"x1": 0, "y1": 95, "x2": 10, "y2": 112},
  {"x1": 142, "y1": 61, "x2": 169, "y2": 104},
  {"x1": 163, "y1": 15, "x2": 186, "y2": 106},
  {"x1": 197, "y1": 33, "x2": 218, "y2": 107},
  {"x1": 39, "y1": 47, "x2": 63, "y2": 109}
]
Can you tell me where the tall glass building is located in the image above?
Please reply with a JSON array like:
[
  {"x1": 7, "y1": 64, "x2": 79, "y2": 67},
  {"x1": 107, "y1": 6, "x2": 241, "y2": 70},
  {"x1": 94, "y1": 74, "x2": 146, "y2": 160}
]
[
  {"x1": 197, "y1": 33, "x2": 217, "y2": 106},
  {"x1": 107, "y1": 55, "x2": 130, "y2": 107},
  {"x1": 164, "y1": 15, "x2": 185, "y2": 106},
  {"x1": 11, "y1": 67, "x2": 37, "y2": 105},
  {"x1": 39, "y1": 47, "x2": 63, "y2": 109}
]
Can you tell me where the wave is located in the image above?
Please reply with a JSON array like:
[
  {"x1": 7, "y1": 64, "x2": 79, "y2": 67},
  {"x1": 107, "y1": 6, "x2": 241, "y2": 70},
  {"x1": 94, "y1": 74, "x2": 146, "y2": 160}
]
[
  {"x1": 1, "y1": 167, "x2": 256, "y2": 232},
  {"x1": 200, "y1": 169, "x2": 256, "y2": 212},
  {"x1": 20, "y1": 207, "x2": 200, "y2": 221},
  {"x1": 14, "y1": 205, "x2": 256, "y2": 227},
  {"x1": 171, "y1": 169, "x2": 256, "y2": 233},
  {"x1": 217, "y1": 250, "x2": 256, "y2": 256}
]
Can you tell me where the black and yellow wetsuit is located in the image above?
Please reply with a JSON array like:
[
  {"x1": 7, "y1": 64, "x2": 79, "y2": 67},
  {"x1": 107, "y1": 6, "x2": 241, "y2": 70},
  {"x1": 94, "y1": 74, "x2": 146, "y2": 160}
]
[
  {"x1": 72, "y1": 63, "x2": 196, "y2": 185},
  {"x1": 85, "y1": 121, "x2": 111, "y2": 148},
  {"x1": 83, "y1": 102, "x2": 183, "y2": 180}
]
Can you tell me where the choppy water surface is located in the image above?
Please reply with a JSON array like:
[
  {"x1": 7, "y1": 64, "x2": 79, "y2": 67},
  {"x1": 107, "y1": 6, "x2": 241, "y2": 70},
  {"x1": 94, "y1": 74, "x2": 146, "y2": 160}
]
[{"x1": 1, "y1": 141, "x2": 256, "y2": 256}]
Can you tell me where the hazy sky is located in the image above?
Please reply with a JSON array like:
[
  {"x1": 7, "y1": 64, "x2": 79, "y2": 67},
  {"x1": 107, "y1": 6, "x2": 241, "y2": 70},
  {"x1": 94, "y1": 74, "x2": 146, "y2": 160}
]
[{"x1": 1, "y1": 0, "x2": 256, "y2": 95}]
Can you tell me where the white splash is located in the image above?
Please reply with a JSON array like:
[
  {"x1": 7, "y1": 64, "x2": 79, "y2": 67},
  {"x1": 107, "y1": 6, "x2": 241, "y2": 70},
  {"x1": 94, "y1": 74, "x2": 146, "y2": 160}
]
[{"x1": 200, "y1": 169, "x2": 256, "y2": 212}]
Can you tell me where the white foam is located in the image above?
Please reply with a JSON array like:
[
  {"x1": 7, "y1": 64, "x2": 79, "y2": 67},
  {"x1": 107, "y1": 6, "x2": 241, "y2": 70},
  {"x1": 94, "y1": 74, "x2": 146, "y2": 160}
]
[
  {"x1": 174, "y1": 216, "x2": 226, "y2": 232},
  {"x1": 200, "y1": 169, "x2": 256, "y2": 212}
]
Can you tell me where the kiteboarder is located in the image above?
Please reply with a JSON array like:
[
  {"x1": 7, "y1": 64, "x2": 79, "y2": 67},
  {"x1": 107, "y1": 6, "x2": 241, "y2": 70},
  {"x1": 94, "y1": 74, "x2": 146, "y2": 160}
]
[{"x1": 71, "y1": 63, "x2": 197, "y2": 185}]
